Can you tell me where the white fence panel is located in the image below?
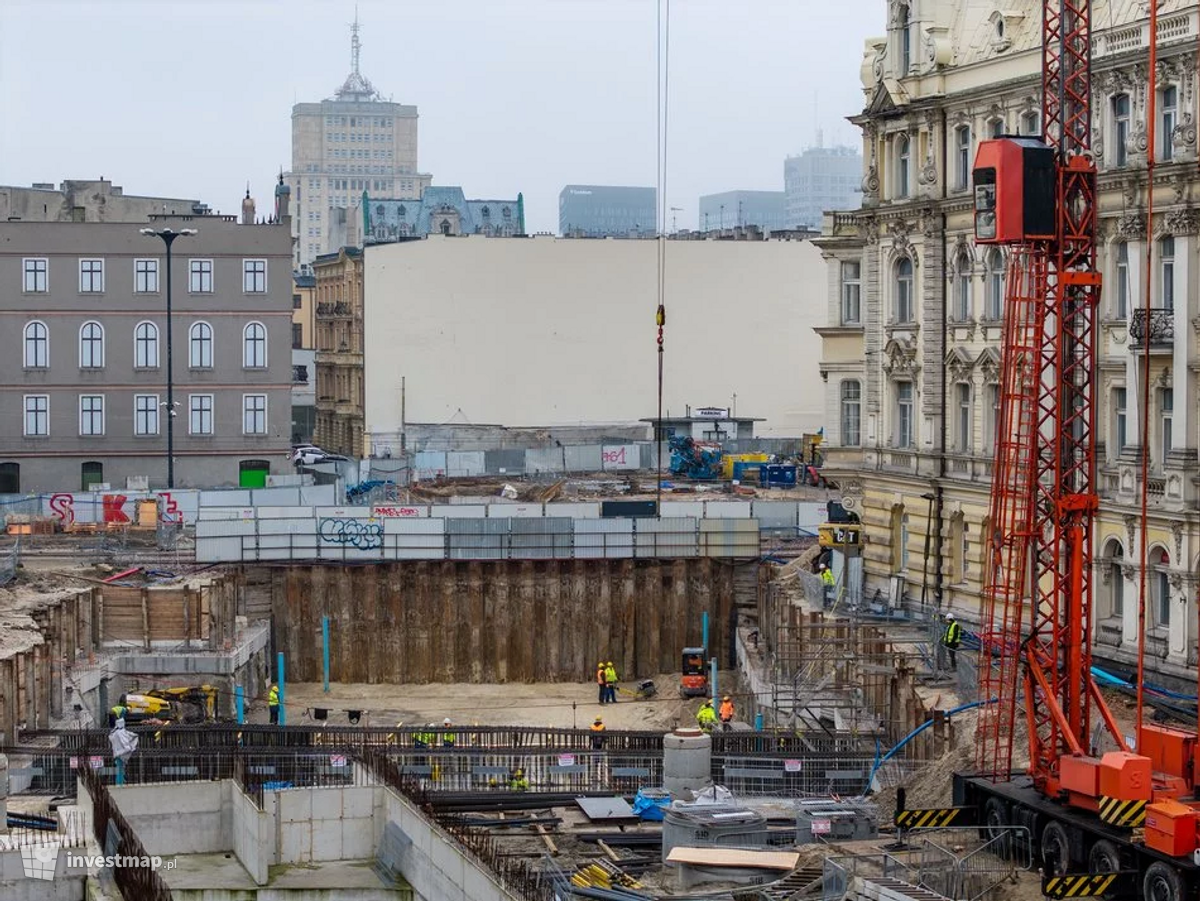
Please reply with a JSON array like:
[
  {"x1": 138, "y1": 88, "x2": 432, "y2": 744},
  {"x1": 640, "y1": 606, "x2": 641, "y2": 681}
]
[
  {"x1": 635, "y1": 517, "x2": 698, "y2": 558},
  {"x1": 601, "y1": 445, "x2": 639, "y2": 471},
  {"x1": 258, "y1": 506, "x2": 314, "y2": 520},
  {"x1": 371, "y1": 504, "x2": 429, "y2": 518},
  {"x1": 547, "y1": 502, "x2": 601, "y2": 519},
  {"x1": 704, "y1": 501, "x2": 752, "y2": 519},
  {"x1": 573, "y1": 519, "x2": 634, "y2": 559},
  {"x1": 431, "y1": 505, "x2": 487, "y2": 519},
  {"x1": 660, "y1": 501, "x2": 705, "y2": 519},
  {"x1": 195, "y1": 537, "x2": 245, "y2": 563}
]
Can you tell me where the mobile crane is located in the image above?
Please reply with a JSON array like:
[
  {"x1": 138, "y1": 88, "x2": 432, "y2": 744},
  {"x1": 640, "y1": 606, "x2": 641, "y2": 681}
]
[{"x1": 902, "y1": 3, "x2": 1200, "y2": 899}]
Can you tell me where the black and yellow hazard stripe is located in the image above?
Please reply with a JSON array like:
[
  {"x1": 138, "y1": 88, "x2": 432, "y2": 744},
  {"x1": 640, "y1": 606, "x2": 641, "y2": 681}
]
[
  {"x1": 1097, "y1": 795, "x2": 1146, "y2": 828},
  {"x1": 894, "y1": 807, "x2": 964, "y2": 829},
  {"x1": 1042, "y1": 872, "x2": 1120, "y2": 898}
]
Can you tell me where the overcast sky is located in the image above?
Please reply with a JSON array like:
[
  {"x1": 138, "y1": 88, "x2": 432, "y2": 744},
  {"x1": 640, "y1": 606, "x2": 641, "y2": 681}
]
[{"x1": 1, "y1": 0, "x2": 878, "y2": 234}]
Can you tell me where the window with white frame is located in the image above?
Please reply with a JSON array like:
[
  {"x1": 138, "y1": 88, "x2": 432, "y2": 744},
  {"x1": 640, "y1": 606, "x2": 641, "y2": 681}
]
[
  {"x1": 243, "y1": 394, "x2": 268, "y2": 435},
  {"x1": 983, "y1": 383, "x2": 1000, "y2": 452},
  {"x1": 23, "y1": 321, "x2": 48, "y2": 368},
  {"x1": 1160, "y1": 235, "x2": 1175, "y2": 310},
  {"x1": 23, "y1": 258, "x2": 47, "y2": 293},
  {"x1": 79, "y1": 321, "x2": 104, "y2": 368},
  {"x1": 1160, "y1": 387, "x2": 1174, "y2": 463},
  {"x1": 898, "y1": 2, "x2": 911, "y2": 74},
  {"x1": 1113, "y1": 387, "x2": 1127, "y2": 457},
  {"x1": 841, "y1": 261, "x2": 861, "y2": 324},
  {"x1": 985, "y1": 248, "x2": 1005, "y2": 319},
  {"x1": 895, "y1": 257, "x2": 914, "y2": 322},
  {"x1": 243, "y1": 322, "x2": 267, "y2": 368},
  {"x1": 134, "y1": 321, "x2": 159, "y2": 369},
  {"x1": 900, "y1": 513, "x2": 911, "y2": 571},
  {"x1": 988, "y1": 118, "x2": 1004, "y2": 138},
  {"x1": 134, "y1": 394, "x2": 159, "y2": 436},
  {"x1": 189, "y1": 322, "x2": 213, "y2": 368},
  {"x1": 1112, "y1": 94, "x2": 1130, "y2": 167},
  {"x1": 189, "y1": 259, "x2": 213, "y2": 293},
  {"x1": 134, "y1": 258, "x2": 158, "y2": 293},
  {"x1": 1114, "y1": 241, "x2": 1130, "y2": 318},
  {"x1": 953, "y1": 250, "x2": 972, "y2": 320},
  {"x1": 79, "y1": 395, "x2": 104, "y2": 436},
  {"x1": 1020, "y1": 110, "x2": 1040, "y2": 136},
  {"x1": 1161, "y1": 85, "x2": 1177, "y2": 162},
  {"x1": 79, "y1": 259, "x2": 104, "y2": 293},
  {"x1": 189, "y1": 395, "x2": 214, "y2": 435},
  {"x1": 23, "y1": 395, "x2": 48, "y2": 437},
  {"x1": 896, "y1": 381, "x2": 915, "y2": 447},
  {"x1": 956, "y1": 383, "x2": 972, "y2": 452},
  {"x1": 1105, "y1": 540, "x2": 1125, "y2": 617},
  {"x1": 841, "y1": 380, "x2": 862, "y2": 446},
  {"x1": 896, "y1": 135, "x2": 911, "y2": 198},
  {"x1": 243, "y1": 259, "x2": 267, "y2": 293},
  {"x1": 1151, "y1": 546, "x2": 1171, "y2": 626},
  {"x1": 955, "y1": 125, "x2": 972, "y2": 190}
]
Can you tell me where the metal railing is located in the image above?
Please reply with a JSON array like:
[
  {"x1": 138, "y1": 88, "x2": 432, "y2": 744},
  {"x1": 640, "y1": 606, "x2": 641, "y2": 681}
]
[
  {"x1": 1129, "y1": 307, "x2": 1174, "y2": 347},
  {"x1": 908, "y1": 826, "x2": 1033, "y2": 900},
  {"x1": 77, "y1": 762, "x2": 174, "y2": 901},
  {"x1": 823, "y1": 851, "x2": 918, "y2": 901}
]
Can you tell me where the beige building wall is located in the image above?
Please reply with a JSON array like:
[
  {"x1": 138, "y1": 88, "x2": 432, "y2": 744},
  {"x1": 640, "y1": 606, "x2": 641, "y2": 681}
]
[
  {"x1": 816, "y1": 0, "x2": 1200, "y2": 685},
  {"x1": 362, "y1": 235, "x2": 829, "y2": 443}
]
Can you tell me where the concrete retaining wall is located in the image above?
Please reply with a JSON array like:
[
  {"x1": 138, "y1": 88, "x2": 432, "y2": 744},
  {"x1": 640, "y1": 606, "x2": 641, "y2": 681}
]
[{"x1": 103, "y1": 781, "x2": 232, "y2": 856}]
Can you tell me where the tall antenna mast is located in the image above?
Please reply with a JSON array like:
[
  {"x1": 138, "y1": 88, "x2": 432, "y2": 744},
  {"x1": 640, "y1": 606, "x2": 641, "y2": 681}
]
[{"x1": 351, "y1": 6, "x2": 362, "y2": 76}]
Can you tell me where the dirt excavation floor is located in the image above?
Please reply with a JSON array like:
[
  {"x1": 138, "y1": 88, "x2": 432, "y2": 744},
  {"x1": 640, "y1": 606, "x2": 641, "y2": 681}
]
[{"x1": 275, "y1": 674, "x2": 719, "y2": 731}]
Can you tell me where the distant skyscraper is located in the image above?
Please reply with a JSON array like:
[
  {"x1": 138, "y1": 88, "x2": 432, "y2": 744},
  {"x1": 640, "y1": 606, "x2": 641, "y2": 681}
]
[
  {"x1": 698, "y1": 190, "x2": 788, "y2": 233},
  {"x1": 559, "y1": 186, "x2": 656, "y2": 237},
  {"x1": 288, "y1": 15, "x2": 428, "y2": 265},
  {"x1": 783, "y1": 145, "x2": 862, "y2": 229}
]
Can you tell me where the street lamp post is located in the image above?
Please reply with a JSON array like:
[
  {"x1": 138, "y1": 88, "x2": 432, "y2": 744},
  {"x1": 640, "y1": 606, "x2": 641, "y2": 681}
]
[{"x1": 140, "y1": 227, "x2": 196, "y2": 488}]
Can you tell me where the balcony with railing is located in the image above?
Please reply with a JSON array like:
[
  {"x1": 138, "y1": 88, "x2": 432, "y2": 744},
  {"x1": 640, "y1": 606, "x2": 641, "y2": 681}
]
[{"x1": 1128, "y1": 308, "x2": 1174, "y2": 350}]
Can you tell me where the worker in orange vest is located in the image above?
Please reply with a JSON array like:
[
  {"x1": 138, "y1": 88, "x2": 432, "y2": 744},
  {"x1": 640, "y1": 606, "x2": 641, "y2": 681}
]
[
  {"x1": 719, "y1": 695, "x2": 735, "y2": 730},
  {"x1": 596, "y1": 661, "x2": 607, "y2": 704},
  {"x1": 590, "y1": 716, "x2": 607, "y2": 750}
]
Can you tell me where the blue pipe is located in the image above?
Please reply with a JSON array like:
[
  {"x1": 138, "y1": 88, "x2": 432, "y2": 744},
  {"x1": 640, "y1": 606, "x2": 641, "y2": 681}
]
[
  {"x1": 322, "y1": 616, "x2": 330, "y2": 694},
  {"x1": 702, "y1": 611, "x2": 709, "y2": 653},
  {"x1": 868, "y1": 698, "x2": 996, "y2": 791},
  {"x1": 277, "y1": 652, "x2": 286, "y2": 727},
  {"x1": 235, "y1": 685, "x2": 244, "y2": 724},
  {"x1": 710, "y1": 658, "x2": 718, "y2": 708}
]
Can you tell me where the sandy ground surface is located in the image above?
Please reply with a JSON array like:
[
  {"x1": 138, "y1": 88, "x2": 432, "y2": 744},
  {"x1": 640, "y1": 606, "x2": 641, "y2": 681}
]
[{"x1": 274, "y1": 673, "x2": 729, "y2": 731}]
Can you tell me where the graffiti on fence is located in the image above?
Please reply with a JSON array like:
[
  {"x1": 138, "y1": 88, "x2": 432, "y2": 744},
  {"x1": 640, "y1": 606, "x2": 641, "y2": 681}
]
[
  {"x1": 318, "y1": 518, "x2": 384, "y2": 550},
  {"x1": 371, "y1": 505, "x2": 425, "y2": 518}
]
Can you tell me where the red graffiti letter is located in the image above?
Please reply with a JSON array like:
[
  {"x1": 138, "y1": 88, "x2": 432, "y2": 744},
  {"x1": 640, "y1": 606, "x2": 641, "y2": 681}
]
[
  {"x1": 49, "y1": 494, "x2": 75, "y2": 525},
  {"x1": 102, "y1": 495, "x2": 129, "y2": 523}
]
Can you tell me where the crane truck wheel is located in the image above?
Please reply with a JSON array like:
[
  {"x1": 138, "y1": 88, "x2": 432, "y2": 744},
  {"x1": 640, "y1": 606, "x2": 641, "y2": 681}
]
[
  {"x1": 1039, "y1": 821, "x2": 1072, "y2": 876},
  {"x1": 1144, "y1": 862, "x2": 1184, "y2": 901},
  {"x1": 1087, "y1": 839, "x2": 1121, "y2": 874},
  {"x1": 981, "y1": 797, "x2": 1011, "y2": 855}
]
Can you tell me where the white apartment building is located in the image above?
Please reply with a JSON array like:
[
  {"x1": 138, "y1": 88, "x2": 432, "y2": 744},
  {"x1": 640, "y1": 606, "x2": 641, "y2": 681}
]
[{"x1": 816, "y1": 0, "x2": 1200, "y2": 683}]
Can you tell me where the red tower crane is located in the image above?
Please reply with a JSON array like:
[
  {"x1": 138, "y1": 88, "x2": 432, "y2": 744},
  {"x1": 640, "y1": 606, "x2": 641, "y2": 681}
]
[{"x1": 893, "y1": 3, "x2": 1200, "y2": 899}]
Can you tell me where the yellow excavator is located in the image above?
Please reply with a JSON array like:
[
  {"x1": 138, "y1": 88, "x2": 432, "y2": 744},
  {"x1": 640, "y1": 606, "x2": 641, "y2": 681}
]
[{"x1": 121, "y1": 686, "x2": 217, "y2": 724}]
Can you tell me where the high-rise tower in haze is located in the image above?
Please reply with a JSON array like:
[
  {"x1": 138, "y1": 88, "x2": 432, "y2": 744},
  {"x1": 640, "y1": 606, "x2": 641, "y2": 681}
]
[{"x1": 288, "y1": 16, "x2": 427, "y2": 266}]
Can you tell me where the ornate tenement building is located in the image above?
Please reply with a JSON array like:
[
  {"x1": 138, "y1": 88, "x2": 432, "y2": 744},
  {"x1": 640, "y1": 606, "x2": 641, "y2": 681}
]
[
  {"x1": 313, "y1": 247, "x2": 364, "y2": 457},
  {"x1": 817, "y1": 0, "x2": 1200, "y2": 683}
]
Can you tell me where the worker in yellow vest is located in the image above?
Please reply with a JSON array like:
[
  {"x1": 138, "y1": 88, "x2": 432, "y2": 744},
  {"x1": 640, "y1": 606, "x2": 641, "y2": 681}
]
[
  {"x1": 696, "y1": 700, "x2": 718, "y2": 733},
  {"x1": 604, "y1": 661, "x2": 618, "y2": 704},
  {"x1": 268, "y1": 684, "x2": 280, "y2": 725}
]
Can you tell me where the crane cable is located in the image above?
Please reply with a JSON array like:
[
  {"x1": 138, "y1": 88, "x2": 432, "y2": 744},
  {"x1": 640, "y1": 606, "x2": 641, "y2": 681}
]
[
  {"x1": 1134, "y1": 0, "x2": 1159, "y2": 743},
  {"x1": 655, "y1": 0, "x2": 671, "y2": 514}
]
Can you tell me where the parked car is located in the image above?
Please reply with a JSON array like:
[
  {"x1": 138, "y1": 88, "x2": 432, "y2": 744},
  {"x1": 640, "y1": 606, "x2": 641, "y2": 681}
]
[{"x1": 292, "y1": 446, "x2": 348, "y2": 466}]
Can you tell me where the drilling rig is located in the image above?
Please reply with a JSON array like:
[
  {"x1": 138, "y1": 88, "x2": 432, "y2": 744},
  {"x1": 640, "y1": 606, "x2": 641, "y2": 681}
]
[{"x1": 895, "y1": 3, "x2": 1200, "y2": 900}]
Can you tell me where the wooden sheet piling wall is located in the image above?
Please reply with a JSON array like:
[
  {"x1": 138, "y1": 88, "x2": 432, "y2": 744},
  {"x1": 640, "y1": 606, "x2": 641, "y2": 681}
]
[{"x1": 273, "y1": 559, "x2": 738, "y2": 684}]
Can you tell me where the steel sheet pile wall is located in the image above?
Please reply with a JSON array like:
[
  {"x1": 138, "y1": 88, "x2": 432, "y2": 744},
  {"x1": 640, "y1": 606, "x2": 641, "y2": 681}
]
[{"x1": 273, "y1": 558, "x2": 736, "y2": 683}]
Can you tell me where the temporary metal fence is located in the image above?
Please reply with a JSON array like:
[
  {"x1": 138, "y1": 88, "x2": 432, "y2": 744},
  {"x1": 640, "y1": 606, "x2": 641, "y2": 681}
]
[
  {"x1": 823, "y1": 851, "x2": 919, "y2": 901},
  {"x1": 77, "y1": 761, "x2": 174, "y2": 901},
  {"x1": 714, "y1": 754, "x2": 875, "y2": 797},
  {"x1": 909, "y1": 826, "x2": 1033, "y2": 901}
]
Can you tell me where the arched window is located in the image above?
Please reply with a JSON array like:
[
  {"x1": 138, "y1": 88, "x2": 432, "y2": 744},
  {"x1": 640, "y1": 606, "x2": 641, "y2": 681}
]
[
  {"x1": 985, "y1": 248, "x2": 1005, "y2": 319},
  {"x1": 896, "y1": 134, "x2": 911, "y2": 198},
  {"x1": 190, "y1": 322, "x2": 213, "y2": 369},
  {"x1": 1104, "y1": 540, "x2": 1125, "y2": 618},
  {"x1": 79, "y1": 321, "x2": 105, "y2": 369},
  {"x1": 841, "y1": 380, "x2": 862, "y2": 446},
  {"x1": 1151, "y1": 546, "x2": 1171, "y2": 626},
  {"x1": 440, "y1": 219, "x2": 451, "y2": 236},
  {"x1": 895, "y1": 257, "x2": 914, "y2": 322},
  {"x1": 23, "y1": 321, "x2": 48, "y2": 368},
  {"x1": 134, "y1": 321, "x2": 159, "y2": 369},
  {"x1": 243, "y1": 322, "x2": 267, "y2": 368},
  {"x1": 953, "y1": 250, "x2": 973, "y2": 320}
]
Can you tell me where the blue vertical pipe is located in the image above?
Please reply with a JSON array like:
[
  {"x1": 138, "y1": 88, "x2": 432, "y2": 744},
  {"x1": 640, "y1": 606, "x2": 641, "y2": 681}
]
[
  {"x1": 754, "y1": 711, "x2": 763, "y2": 731},
  {"x1": 710, "y1": 657, "x2": 718, "y2": 708},
  {"x1": 115, "y1": 758, "x2": 125, "y2": 786},
  {"x1": 322, "y1": 616, "x2": 330, "y2": 694},
  {"x1": 702, "y1": 611, "x2": 709, "y2": 652},
  {"x1": 235, "y1": 685, "x2": 245, "y2": 724},
  {"x1": 276, "y1": 652, "x2": 286, "y2": 727}
]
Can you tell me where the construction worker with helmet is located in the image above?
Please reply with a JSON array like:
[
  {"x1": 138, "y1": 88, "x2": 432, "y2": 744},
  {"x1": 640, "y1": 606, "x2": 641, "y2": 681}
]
[
  {"x1": 719, "y1": 695, "x2": 735, "y2": 730},
  {"x1": 604, "y1": 661, "x2": 618, "y2": 703},
  {"x1": 942, "y1": 613, "x2": 962, "y2": 671},
  {"x1": 696, "y1": 699, "x2": 718, "y2": 733},
  {"x1": 596, "y1": 661, "x2": 607, "y2": 704},
  {"x1": 509, "y1": 767, "x2": 529, "y2": 791},
  {"x1": 268, "y1": 684, "x2": 280, "y2": 725},
  {"x1": 590, "y1": 716, "x2": 607, "y2": 750},
  {"x1": 441, "y1": 717, "x2": 456, "y2": 747}
]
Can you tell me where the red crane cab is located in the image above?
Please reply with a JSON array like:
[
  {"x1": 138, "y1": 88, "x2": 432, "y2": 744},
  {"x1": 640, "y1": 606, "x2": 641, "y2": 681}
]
[{"x1": 972, "y1": 137, "x2": 1056, "y2": 244}]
